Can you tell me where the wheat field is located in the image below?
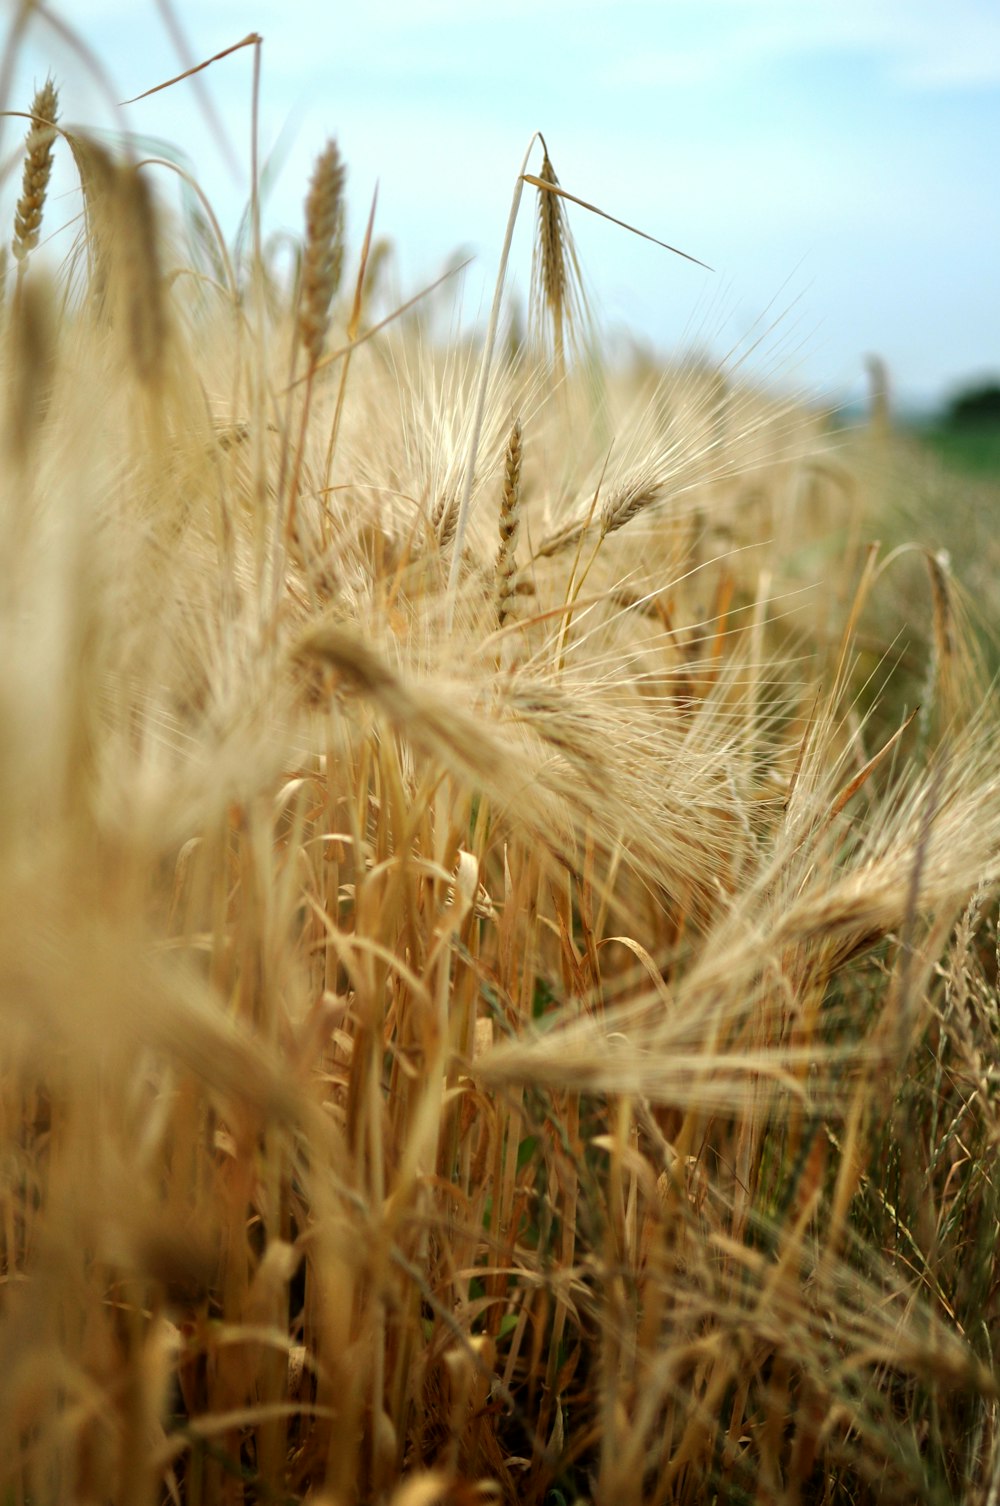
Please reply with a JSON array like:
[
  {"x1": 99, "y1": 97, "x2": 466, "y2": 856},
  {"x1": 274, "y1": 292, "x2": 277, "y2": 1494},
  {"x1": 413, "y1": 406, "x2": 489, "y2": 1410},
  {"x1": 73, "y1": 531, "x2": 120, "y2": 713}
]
[{"x1": 2, "y1": 40, "x2": 1000, "y2": 1506}]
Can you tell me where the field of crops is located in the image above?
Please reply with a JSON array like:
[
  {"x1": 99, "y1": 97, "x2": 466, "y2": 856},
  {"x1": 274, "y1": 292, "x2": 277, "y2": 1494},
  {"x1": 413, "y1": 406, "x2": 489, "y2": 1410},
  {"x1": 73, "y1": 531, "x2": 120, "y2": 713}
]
[{"x1": 2, "y1": 45, "x2": 1000, "y2": 1506}]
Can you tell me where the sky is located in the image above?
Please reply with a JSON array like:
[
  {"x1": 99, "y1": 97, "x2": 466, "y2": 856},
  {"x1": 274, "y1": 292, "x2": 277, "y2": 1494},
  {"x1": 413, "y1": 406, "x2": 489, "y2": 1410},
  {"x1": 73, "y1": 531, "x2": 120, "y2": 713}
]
[{"x1": 3, "y1": 0, "x2": 999, "y2": 412}]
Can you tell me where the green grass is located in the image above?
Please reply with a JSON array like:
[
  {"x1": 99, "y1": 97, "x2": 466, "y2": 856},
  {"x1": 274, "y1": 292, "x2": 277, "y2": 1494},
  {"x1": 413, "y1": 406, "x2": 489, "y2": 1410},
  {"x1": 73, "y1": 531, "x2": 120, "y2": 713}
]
[{"x1": 912, "y1": 421, "x2": 1000, "y2": 479}]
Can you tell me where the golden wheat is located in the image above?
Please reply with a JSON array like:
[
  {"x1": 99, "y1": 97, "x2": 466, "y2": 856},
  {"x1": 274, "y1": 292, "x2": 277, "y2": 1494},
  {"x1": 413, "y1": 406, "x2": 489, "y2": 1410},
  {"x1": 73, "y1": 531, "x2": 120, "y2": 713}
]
[
  {"x1": 11, "y1": 77, "x2": 59, "y2": 270},
  {"x1": 530, "y1": 139, "x2": 588, "y2": 378},
  {"x1": 1, "y1": 26, "x2": 999, "y2": 1506},
  {"x1": 494, "y1": 416, "x2": 522, "y2": 626},
  {"x1": 299, "y1": 138, "x2": 345, "y2": 367}
]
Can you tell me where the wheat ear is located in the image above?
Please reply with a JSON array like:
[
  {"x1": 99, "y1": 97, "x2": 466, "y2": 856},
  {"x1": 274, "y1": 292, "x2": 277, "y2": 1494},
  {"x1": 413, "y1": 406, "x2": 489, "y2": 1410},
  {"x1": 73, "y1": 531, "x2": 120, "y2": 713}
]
[
  {"x1": 599, "y1": 477, "x2": 662, "y2": 539},
  {"x1": 286, "y1": 140, "x2": 346, "y2": 550},
  {"x1": 535, "y1": 146, "x2": 567, "y2": 373},
  {"x1": 12, "y1": 79, "x2": 59, "y2": 274},
  {"x1": 494, "y1": 418, "x2": 523, "y2": 626},
  {"x1": 299, "y1": 140, "x2": 345, "y2": 368}
]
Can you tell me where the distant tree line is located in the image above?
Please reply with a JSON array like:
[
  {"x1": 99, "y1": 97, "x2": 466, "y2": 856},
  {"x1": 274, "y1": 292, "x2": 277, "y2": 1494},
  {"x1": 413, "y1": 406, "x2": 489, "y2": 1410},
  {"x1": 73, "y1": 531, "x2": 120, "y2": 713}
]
[{"x1": 946, "y1": 381, "x2": 1000, "y2": 426}]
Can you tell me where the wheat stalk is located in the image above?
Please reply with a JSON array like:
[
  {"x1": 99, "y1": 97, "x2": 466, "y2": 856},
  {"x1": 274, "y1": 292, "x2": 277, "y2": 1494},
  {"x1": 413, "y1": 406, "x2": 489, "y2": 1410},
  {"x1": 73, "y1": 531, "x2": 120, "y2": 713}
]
[
  {"x1": 12, "y1": 79, "x2": 59, "y2": 274},
  {"x1": 494, "y1": 418, "x2": 522, "y2": 626}
]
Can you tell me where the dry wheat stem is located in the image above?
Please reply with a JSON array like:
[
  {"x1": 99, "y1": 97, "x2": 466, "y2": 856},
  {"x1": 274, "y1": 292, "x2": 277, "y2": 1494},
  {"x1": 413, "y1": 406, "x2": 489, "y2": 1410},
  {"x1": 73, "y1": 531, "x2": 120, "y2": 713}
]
[
  {"x1": 135, "y1": 155, "x2": 237, "y2": 299},
  {"x1": 323, "y1": 185, "x2": 379, "y2": 493}
]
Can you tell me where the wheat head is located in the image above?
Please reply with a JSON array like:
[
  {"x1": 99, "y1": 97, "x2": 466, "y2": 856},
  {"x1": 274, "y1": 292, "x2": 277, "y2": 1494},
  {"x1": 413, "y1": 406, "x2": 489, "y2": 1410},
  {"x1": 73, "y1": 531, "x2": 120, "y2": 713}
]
[
  {"x1": 12, "y1": 78, "x2": 59, "y2": 268},
  {"x1": 494, "y1": 417, "x2": 522, "y2": 626},
  {"x1": 299, "y1": 140, "x2": 346, "y2": 368}
]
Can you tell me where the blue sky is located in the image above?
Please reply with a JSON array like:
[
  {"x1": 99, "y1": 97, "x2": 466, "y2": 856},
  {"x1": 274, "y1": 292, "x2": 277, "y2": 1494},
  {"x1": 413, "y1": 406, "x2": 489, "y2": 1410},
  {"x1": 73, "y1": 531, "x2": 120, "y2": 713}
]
[{"x1": 4, "y1": 0, "x2": 999, "y2": 410}]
